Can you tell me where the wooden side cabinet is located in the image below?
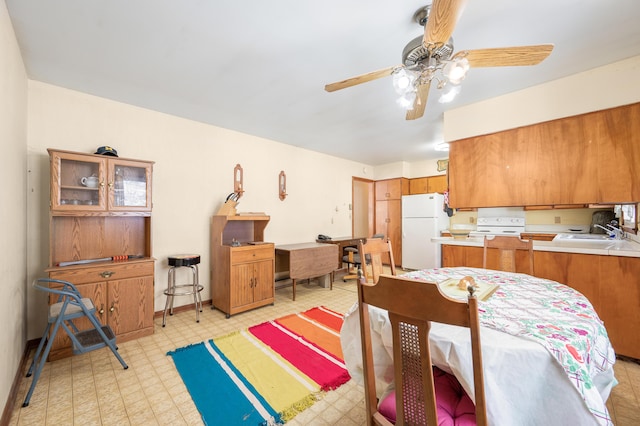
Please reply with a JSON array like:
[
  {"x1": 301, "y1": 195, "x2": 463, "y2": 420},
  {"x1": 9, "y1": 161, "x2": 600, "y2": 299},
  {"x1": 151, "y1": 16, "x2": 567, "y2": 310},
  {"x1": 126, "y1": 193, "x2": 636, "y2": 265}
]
[
  {"x1": 211, "y1": 215, "x2": 275, "y2": 317},
  {"x1": 46, "y1": 148, "x2": 155, "y2": 361}
]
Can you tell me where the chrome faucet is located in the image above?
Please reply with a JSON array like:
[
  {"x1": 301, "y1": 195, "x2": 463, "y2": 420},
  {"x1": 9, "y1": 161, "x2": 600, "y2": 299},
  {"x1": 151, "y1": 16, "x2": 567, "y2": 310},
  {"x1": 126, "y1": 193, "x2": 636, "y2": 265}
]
[{"x1": 593, "y1": 223, "x2": 623, "y2": 239}]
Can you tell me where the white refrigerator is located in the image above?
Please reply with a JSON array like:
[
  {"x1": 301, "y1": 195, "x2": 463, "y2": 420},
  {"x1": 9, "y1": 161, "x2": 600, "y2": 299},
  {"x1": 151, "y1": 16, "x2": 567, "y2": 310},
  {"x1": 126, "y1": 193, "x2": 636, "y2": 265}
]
[{"x1": 401, "y1": 193, "x2": 449, "y2": 270}]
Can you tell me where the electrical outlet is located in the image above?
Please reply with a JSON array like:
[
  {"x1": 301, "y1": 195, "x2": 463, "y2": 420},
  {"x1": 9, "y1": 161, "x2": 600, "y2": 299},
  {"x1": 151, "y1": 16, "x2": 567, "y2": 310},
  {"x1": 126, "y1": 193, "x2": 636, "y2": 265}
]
[
  {"x1": 469, "y1": 217, "x2": 475, "y2": 224},
  {"x1": 554, "y1": 216, "x2": 561, "y2": 224}
]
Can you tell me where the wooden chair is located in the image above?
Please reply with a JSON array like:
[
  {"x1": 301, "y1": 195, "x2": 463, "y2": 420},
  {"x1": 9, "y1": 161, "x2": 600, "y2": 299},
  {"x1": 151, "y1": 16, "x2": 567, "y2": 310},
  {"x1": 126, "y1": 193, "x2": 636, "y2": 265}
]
[
  {"x1": 342, "y1": 234, "x2": 385, "y2": 282},
  {"x1": 342, "y1": 245, "x2": 363, "y2": 282},
  {"x1": 357, "y1": 274, "x2": 487, "y2": 426},
  {"x1": 482, "y1": 235, "x2": 534, "y2": 275},
  {"x1": 357, "y1": 237, "x2": 396, "y2": 283}
]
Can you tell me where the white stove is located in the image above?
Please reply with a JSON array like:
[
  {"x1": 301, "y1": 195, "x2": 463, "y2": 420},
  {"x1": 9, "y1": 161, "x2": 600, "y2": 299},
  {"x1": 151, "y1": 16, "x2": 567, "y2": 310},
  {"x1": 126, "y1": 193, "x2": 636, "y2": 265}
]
[{"x1": 470, "y1": 217, "x2": 526, "y2": 237}]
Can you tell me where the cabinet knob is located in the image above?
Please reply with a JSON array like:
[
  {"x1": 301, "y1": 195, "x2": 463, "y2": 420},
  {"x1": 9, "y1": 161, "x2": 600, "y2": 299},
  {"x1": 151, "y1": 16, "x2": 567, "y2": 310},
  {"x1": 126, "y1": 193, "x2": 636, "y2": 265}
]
[
  {"x1": 109, "y1": 302, "x2": 115, "y2": 313},
  {"x1": 99, "y1": 304, "x2": 105, "y2": 315},
  {"x1": 100, "y1": 271, "x2": 114, "y2": 278}
]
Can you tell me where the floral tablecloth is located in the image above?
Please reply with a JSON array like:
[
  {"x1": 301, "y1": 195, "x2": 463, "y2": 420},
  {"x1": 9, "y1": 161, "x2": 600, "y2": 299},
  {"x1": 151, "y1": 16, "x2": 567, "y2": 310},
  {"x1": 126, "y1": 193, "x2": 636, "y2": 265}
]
[
  {"x1": 402, "y1": 267, "x2": 616, "y2": 426},
  {"x1": 341, "y1": 267, "x2": 618, "y2": 426}
]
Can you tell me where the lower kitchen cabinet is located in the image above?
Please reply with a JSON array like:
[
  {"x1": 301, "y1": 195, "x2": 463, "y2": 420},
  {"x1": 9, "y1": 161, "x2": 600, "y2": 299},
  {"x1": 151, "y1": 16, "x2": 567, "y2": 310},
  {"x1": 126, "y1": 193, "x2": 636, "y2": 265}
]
[
  {"x1": 442, "y1": 244, "x2": 640, "y2": 359},
  {"x1": 533, "y1": 252, "x2": 601, "y2": 312},
  {"x1": 442, "y1": 245, "x2": 482, "y2": 268},
  {"x1": 46, "y1": 260, "x2": 155, "y2": 361},
  {"x1": 598, "y1": 256, "x2": 640, "y2": 359}
]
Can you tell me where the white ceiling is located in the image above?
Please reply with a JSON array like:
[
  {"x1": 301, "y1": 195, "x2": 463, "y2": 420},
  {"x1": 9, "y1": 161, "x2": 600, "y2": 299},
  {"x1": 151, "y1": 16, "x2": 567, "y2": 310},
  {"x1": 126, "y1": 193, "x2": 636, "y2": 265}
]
[{"x1": 6, "y1": 0, "x2": 640, "y2": 165}]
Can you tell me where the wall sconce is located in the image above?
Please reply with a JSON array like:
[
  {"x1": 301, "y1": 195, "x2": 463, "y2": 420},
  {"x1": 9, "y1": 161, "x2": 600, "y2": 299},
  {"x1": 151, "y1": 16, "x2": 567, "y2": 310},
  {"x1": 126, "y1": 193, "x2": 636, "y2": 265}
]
[
  {"x1": 278, "y1": 171, "x2": 287, "y2": 201},
  {"x1": 233, "y1": 164, "x2": 244, "y2": 198}
]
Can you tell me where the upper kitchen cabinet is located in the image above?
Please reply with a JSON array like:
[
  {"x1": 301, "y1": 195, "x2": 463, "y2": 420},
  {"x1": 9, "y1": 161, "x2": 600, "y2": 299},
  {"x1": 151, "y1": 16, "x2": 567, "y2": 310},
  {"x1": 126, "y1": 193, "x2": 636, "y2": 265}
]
[
  {"x1": 448, "y1": 102, "x2": 639, "y2": 208},
  {"x1": 409, "y1": 175, "x2": 448, "y2": 194},
  {"x1": 375, "y1": 178, "x2": 409, "y2": 200},
  {"x1": 593, "y1": 103, "x2": 640, "y2": 203},
  {"x1": 49, "y1": 149, "x2": 153, "y2": 213}
]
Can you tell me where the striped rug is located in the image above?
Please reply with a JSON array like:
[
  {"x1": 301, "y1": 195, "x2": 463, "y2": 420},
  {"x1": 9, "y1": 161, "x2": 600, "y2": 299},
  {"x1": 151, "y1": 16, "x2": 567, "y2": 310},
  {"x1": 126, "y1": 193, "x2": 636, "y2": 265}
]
[{"x1": 167, "y1": 306, "x2": 350, "y2": 425}]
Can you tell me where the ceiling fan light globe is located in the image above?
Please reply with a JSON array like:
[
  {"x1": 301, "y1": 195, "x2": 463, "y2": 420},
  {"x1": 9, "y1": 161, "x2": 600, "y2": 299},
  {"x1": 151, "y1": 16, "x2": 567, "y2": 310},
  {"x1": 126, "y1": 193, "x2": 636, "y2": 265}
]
[
  {"x1": 438, "y1": 85, "x2": 461, "y2": 103},
  {"x1": 397, "y1": 91, "x2": 417, "y2": 110},
  {"x1": 444, "y1": 57, "x2": 469, "y2": 85},
  {"x1": 392, "y1": 68, "x2": 417, "y2": 95}
]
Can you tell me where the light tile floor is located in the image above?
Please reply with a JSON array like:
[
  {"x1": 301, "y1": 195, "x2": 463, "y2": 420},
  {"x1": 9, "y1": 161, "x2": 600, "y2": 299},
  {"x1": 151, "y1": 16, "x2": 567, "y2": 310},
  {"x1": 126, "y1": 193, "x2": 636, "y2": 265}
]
[{"x1": 9, "y1": 277, "x2": 640, "y2": 425}]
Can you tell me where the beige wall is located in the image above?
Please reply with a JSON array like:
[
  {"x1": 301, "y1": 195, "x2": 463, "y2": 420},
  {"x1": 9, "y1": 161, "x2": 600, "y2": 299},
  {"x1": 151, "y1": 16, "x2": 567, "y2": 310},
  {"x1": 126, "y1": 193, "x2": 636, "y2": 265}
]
[
  {"x1": 0, "y1": 1, "x2": 28, "y2": 413},
  {"x1": 372, "y1": 159, "x2": 448, "y2": 180},
  {"x1": 25, "y1": 81, "x2": 370, "y2": 340}
]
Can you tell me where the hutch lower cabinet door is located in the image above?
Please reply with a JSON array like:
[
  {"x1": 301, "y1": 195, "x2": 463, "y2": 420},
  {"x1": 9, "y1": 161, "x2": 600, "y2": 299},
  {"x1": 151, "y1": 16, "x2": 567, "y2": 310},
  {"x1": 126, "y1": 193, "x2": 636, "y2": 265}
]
[{"x1": 47, "y1": 260, "x2": 155, "y2": 361}]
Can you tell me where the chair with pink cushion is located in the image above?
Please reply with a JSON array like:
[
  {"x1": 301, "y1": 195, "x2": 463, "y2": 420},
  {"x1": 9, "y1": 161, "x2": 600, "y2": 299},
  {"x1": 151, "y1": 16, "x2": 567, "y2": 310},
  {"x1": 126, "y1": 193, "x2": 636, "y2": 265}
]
[{"x1": 357, "y1": 273, "x2": 488, "y2": 426}]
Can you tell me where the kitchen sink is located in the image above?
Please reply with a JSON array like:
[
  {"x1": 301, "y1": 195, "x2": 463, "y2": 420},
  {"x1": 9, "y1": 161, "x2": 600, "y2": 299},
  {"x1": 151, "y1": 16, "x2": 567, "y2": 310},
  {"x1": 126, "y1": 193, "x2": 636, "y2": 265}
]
[
  {"x1": 551, "y1": 233, "x2": 640, "y2": 252},
  {"x1": 553, "y1": 233, "x2": 612, "y2": 241}
]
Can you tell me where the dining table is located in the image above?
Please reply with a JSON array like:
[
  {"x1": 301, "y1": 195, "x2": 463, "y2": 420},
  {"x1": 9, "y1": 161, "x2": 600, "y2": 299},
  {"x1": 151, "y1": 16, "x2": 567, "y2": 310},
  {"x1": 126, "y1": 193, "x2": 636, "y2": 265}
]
[{"x1": 340, "y1": 267, "x2": 617, "y2": 426}]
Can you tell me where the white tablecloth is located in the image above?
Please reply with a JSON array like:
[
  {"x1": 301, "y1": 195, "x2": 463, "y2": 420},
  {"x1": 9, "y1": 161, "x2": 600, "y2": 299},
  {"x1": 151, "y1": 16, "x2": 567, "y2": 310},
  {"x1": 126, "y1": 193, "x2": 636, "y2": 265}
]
[{"x1": 341, "y1": 267, "x2": 617, "y2": 426}]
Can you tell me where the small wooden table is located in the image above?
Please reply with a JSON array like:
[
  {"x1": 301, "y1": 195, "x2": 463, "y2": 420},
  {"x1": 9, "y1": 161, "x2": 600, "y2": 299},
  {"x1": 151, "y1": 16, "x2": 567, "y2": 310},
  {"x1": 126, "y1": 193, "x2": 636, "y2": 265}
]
[
  {"x1": 316, "y1": 236, "x2": 367, "y2": 271},
  {"x1": 275, "y1": 243, "x2": 338, "y2": 300}
]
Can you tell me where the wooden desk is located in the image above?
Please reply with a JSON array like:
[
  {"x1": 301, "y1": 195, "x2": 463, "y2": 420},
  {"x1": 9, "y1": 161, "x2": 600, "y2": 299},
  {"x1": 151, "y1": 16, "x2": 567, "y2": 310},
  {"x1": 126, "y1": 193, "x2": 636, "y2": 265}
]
[
  {"x1": 275, "y1": 243, "x2": 338, "y2": 300},
  {"x1": 316, "y1": 236, "x2": 367, "y2": 270}
]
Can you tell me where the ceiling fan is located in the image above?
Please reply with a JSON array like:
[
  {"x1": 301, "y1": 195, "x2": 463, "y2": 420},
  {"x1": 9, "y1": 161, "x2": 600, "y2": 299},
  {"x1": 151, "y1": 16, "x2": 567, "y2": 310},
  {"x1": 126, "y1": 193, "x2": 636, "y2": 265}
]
[{"x1": 324, "y1": 0, "x2": 554, "y2": 120}]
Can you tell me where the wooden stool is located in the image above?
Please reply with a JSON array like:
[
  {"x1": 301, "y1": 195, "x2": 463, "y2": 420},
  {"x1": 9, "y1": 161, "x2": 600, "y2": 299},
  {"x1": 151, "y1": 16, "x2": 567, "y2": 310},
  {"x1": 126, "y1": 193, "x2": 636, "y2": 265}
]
[{"x1": 163, "y1": 254, "x2": 203, "y2": 326}]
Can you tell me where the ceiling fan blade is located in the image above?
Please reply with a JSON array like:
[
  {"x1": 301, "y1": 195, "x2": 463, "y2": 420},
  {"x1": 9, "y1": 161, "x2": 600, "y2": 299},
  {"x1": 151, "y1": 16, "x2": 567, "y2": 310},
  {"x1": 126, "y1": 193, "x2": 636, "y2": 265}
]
[
  {"x1": 455, "y1": 44, "x2": 555, "y2": 67},
  {"x1": 424, "y1": 0, "x2": 468, "y2": 47},
  {"x1": 324, "y1": 66, "x2": 399, "y2": 92},
  {"x1": 406, "y1": 81, "x2": 431, "y2": 120}
]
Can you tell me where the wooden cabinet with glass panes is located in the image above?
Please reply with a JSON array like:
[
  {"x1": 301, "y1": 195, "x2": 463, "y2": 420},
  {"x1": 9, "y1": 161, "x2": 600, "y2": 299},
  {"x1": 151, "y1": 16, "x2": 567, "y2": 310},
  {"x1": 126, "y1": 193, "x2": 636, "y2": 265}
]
[{"x1": 45, "y1": 148, "x2": 155, "y2": 360}]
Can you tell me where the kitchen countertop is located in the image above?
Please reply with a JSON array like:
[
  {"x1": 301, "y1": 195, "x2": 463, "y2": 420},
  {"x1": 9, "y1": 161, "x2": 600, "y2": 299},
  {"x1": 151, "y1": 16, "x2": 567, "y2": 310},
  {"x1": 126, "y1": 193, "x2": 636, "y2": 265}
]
[{"x1": 432, "y1": 236, "x2": 640, "y2": 258}]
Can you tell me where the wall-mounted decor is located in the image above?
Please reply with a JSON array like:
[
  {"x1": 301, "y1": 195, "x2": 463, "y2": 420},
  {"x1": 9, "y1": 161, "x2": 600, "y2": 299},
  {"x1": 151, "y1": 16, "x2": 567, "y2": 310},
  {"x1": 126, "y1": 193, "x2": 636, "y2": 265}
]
[
  {"x1": 437, "y1": 159, "x2": 449, "y2": 172},
  {"x1": 234, "y1": 164, "x2": 244, "y2": 198},
  {"x1": 278, "y1": 171, "x2": 287, "y2": 201}
]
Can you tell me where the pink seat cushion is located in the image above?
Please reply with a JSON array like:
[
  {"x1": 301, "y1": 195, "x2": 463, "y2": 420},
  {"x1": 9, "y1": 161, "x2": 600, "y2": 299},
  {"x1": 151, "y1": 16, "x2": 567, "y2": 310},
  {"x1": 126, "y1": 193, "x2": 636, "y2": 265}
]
[{"x1": 378, "y1": 367, "x2": 476, "y2": 425}]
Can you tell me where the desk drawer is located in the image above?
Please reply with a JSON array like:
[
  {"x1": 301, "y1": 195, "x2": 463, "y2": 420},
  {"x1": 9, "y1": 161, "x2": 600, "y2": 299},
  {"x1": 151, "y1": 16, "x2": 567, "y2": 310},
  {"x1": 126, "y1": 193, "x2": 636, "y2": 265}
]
[
  {"x1": 231, "y1": 246, "x2": 274, "y2": 264},
  {"x1": 49, "y1": 260, "x2": 154, "y2": 284}
]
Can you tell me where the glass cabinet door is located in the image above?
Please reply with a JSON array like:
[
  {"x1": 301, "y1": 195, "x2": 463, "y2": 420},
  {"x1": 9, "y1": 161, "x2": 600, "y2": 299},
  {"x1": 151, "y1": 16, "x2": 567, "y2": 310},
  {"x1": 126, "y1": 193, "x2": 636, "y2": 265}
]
[
  {"x1": 108, "y1": 160, "x2": 152, "y2": 211},
  {"x1": 50, "y1": 151, "x2": 107, "y2": 211}
]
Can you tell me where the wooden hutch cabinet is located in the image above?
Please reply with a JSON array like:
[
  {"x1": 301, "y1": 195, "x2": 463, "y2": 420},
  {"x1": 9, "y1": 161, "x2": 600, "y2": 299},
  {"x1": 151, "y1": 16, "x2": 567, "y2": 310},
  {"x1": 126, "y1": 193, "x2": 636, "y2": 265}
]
[
  {"x1": 45, "y1": 149, "x2": 155, "y2": 361},
  {"x1": 210, "y1": 215, "x2": 275, "y2": 318}
]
